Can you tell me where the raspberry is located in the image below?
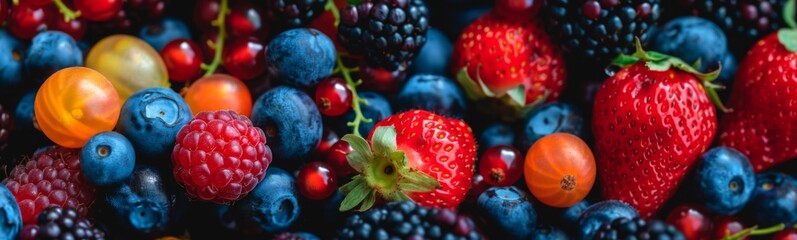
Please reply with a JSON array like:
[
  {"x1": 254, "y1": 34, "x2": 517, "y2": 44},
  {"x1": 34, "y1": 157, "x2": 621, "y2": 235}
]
[
  {"x1": 3, "y1": 147, "x2": 96, "y2": 224},
  {"x1": 171, "y1": 110, "x2": 272, "y2": 204}
]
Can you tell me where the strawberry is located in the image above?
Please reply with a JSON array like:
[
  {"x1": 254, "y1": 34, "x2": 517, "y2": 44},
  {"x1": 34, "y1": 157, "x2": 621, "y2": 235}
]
[
  {"x1": 338, "y1": 110, "x2": 477, "y2": 211},
  {"x1": 592, "y1": 40, "x2": 728, "y2": 218},
  {"x1": 451, "y1": 12, "x2": 566, "y2": 121}
]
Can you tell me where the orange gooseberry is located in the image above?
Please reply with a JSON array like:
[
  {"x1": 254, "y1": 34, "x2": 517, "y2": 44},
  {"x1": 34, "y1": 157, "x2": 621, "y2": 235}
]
[
  {"x1": 183, "y1": 73, "x2": 252, "y2": 117},
  {"x1": 524, "y1": 133, "x2": 596, "y2": 208}
]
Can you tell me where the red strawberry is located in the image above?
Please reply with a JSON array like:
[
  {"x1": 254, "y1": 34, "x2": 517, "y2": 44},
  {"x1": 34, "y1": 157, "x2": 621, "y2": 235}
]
[
  {"x1": 719, "y1": 29, "x2": 797, "y2": 172},
  {"x1": 592, "y1": 41, "x2": 727, "y2": 218},
  {"x1": 338, "y1": 110, "x2": 476, "y2": 211},
  {"x1": 451, "y1": 12, "x2": 566, "y2": 120}
]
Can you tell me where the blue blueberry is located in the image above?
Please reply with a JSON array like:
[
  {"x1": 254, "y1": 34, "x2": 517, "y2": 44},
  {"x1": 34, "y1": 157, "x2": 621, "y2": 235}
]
[
  {"x1": 477, "y1": 186, "x2": 537, "y2": 239},
  {"x1": 342, "y1": 91, "x2": 392, "y2": 137},
  {"x1": 718, "y1": 52, "x2": 738, "y2": 83},
  {"x1": 116, "y1": 88, "x2": 192, "y2": 160},
  {"x1": 408, "y1": 28, "x2": 452, "y2": 76},
  {"x1": 478, "y1": 123, "x2": 515, "y2": 152},
  {"x1": 235, "y1": 167, "x2": 300, "y2": 234},
  {"x1": 138, "y1": 18, "x2": 191, "y2": 51},
  {"x1": 80, "y1": 131, "x2": 136, "y2": 186},
  {"x1": 518, "y1": 103, "x2": 584, "y2": 150},
  {"x1": 578, "y1": 200, "x2": 639, "y2": 240},
  {"x1": 648, "y1": 17, "x2": 732, "y2": 81},
  {"x1": 530, "y1": 225, "x2": 568, "y2": 240},
  {"x1": 693, "y1": 147, "x2": 755, "y2": 215},
  {"x1": 266, "y1": 28, "x2": 335, "y2": 88},
  {"x1": 743, "y1": 172, "x2": 797, "y2": 227},
  {"x1": 0, "y1": 30, "x2": 25, "y2": 89},
  {"x1": 14, "y1": 92, "x2": 36, "y2": 131},
  {"x1": 0, "y1": 183, "x2": 21, "y2": 239},
  {"x1": 395, "y1": 74, "x2": 466, "y2": 118},
  {"x1": 24, "y1": 31, "x2": 82, "y2": 85},
  {"x1": 560, "y1": 199, "x2": 591, "y2": 229},
  {"x1": 104, "y1": 165, "x2": 174, "y2": 235},
  {"x1": 252, "y1": 86, "x2": 323, "y2": 164}
]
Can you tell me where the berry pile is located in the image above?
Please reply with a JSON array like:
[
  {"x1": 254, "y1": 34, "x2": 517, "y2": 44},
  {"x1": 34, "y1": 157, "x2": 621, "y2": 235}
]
[{"x1": 0, "y1": 0, "x2": 796, "y2": 239}]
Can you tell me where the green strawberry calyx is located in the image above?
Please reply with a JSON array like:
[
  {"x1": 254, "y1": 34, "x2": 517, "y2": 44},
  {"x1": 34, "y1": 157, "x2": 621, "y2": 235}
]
[
  {"x1": 611, "y1": 38, "x2": 732, "y2": 113},
  {"x1": 338, "y1": 126, "x2": 441, "y2": 212},
  {"x1": 779, "y1": 0, "x2": 797, "y2": 52},
  {"x1": 455, "y1": 65, "x2": 548, "y2": 121}
]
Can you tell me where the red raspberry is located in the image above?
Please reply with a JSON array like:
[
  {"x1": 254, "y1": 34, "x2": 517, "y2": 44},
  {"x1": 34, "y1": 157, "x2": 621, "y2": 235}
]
[
  {"x1": 172, "y1": 110, "x2": 272, "y2": 203},
  {"x1": 3, "y1": 146, "x2": 96, "y2": 224}
]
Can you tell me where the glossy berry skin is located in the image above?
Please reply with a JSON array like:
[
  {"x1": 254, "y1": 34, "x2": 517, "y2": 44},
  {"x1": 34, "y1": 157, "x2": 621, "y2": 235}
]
[
  {"x1": 408, "y1": 28, "x2": 452, "y2": 76},
  {"x1": 138, "y1": 18, "x2": 192, "y2": 52},
  {"x1": 74, "y1": 0, "x2": 124, "y2": 21},
  {"x1": 227, "y1": 1, "x2": 267, "y2": 39},
  {"x1": 712, "y1": 216, "x2": 745, "y2": 240},
  {"x1": 326, "y1": 140, "x2": 355, "y2": 177},
  {"x1": 103, "y1": 165, "x2": 175, "y2": 235},
  {"x1": 495, "y1": 0, "x2": 542, "y2": 20},
  {"x1": 8, "y1": 3, "x2": 52, "y2": 40},
  {"x1": 0, "y1": 183, "x2": 22, "y2": 239},
  {"x1": 395, "y1": 74, "x2": 467, "y2": 119},
  {"x1": 24, "y1": 31, "x2": 83, "y2": 85},
  {"x1": 160, "y1": 39, "x2": 203, "y2": 82},
  {"x1": 184, "y1": 74, "x2": 253, "y2": 117},
  {"x1": 648, "y1": 17, "x2": 735, "y2": 82},
  {"x1": 193, "y1": 0, "x2": 220, "y2": 30},
  {"x1": 774, "y1": 229, "x2": 797, "y2": 240},
  {"x1": 50, "y1": 13, "x2": 86, "y2": 41},
  {"x1": 692, "y1": 147, "x2": 755, "y2": 215},
  {"x1": 172, "y1": 110, "x2": 273, "y2": 203},
  {"x1": 296, "y1": 162, "x2": 337, "y2": 200},
  {"x1": 266, "y1": 28, "x2": 335, "y2": 88},
  {"x1": 518, "y1": 103, "x2": 584, "y2": 151},
  {"x1": 525, "y1": 133, "x2": 595, "y2": 208},
  {"x1": 341, "y1": 91, "x2": 392, "y2": 137},
  {"x1": 34, "y1": 67, "x2": 121, "y2": 148},
  {"x1": 478, "y1": 123, "x2": 515, "y2": 152},
  {"x1": 478, "y1": 145, "x2": 523, "y2": 187},
  {"x1": 666, "y1": 204, "x2": 711, "y2": 240},
  {"x1": 85, "y1": 35, "x2": 170, "y2": 101},
  {"x1": 0, "y1": 30, "x2": 26, "y2": 89},
  {"x1": 235, "y1": 167, "x2": 300, "y2": 234},
  {"x1": 593, "y1": 62, "x2": 717, "y2": 218},
  {"x1": 743, "y1": 172, "x2": 797, "y2": 227},
  {"x1": 360, "y1": 65, "x2": 407, "y2": 92},
  {"x1": 116, "y1": 88, "x2": 193, "y2": 160},
  {"x1": 578, "y1": 200, "x2": 640, "y2": 240},
  {"x1": 33, "y1": 206, "x2": 105, "y2": 240},
  {"x1": 313, "y1": 128, "x2": 339, "y2": 159},
  {"x1": 477, "y1": 186, "x2": 537, "y2": 239},
  {"x1": 314, "y1": 77, "x2": 352, "y2": 117},
  {"x1": 223, "y1": 37, "x2": 267, "y2": 80},
  {"x1": 80, "y1": 131, "x2": 136, "y2": 186},
  {"x1": 252, "y1": 86, "x2": 323, "y2": 163}
]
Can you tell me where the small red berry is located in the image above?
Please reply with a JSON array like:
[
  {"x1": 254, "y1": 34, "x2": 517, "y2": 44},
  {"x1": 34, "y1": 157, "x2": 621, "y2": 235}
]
[
  {"x1": 478, "y1": 145, "x2": 523, "y2": 186},
  {"x1": 8, "y1": 3, "x2": 53, "y2": 40},
  {"x1": 26, "y1": 0, "x2": 52, "y2": 7},
  {"x1": 222, "y1": 37, "x2": 267, "y2": 80},
  {"x1": 50, "y1": 14, "x2": 86, "y2": 41},
  {"x1": 193, "y1": 0, "x2": 220, "y2": 30},
  {"x1": 774, "y1": 229, "x2": 797, "y2": 240},
  {"x1": 315, "y1": 77, "x2": 352, "y2": 117},
  {"x1": 666, "y1": 204, "x2": 712, "y2": 240},
  {"x1": 297, "y1": 161, "x2": 337, "y2": 200},
  {"x1": 74, "y1": 0, "x2": 124, "y2": 21},
  {"x1": 161, "y1": 38, "x2": 203, "y2": 82},
  {"x1": 326, "y1": 140, "x2": 355, "y2": 177},
  {"x1": 361, "y1": 64, "x2": 407, "y2": 92},
  {"x1": 314, "y1": 128, "x2": 340, "y2": 159},
  {"x1": 712, "y1": 216, "x2": 745, "y2": 240},
  {"x1": 465, "y1": 173, "x2": 490, "y2": 203},
  {"x1": 582, "y1": 0, "x2": 601, "y2": 19},
  {"x1": 226, "y1": 1, "x2": 267, "y2": 39},
  {"x1": 494, "y1": 0, "x2": 542, "y2": 19}
]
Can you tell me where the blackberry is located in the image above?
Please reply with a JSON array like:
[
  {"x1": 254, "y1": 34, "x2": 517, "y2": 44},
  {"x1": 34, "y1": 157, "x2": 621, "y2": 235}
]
[
  {"x1": 594, "y1": 217, "x2": 685, "y2": 240},
  {"x1": 266, "y1": 0, "x2": 327, "y2": 29},
  {"x1": 0, "y1": 103, "x2": 12, "y2": 151},
  {"x1": 543, "y1": 0, "x2": 661, "y2": 64},
  {"x1": 32, "y1": 206, "x2": 105, "y2": 240},
  {"x1": 338, "y1": 0, "x2": 430, "y2": 71},
  {"x1": 337, "y1": 201, "x2": 482, "y2": 240},
  {"x1": 674, "y1": 0, "x2": 788, "y2": 51}
]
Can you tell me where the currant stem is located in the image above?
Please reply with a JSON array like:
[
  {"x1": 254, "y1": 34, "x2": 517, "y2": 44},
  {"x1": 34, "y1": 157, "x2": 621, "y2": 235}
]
[
  {"x1": 336, "y1": 54, "x2": 372, "y2": 137},
  {"x1": 51, "y1": 0, "x2": 81, "y2": 22},
  {"x1": 723, "y1": 224, "x2": 786, "y2": 240},
  {"x1": 201, "y1": 0, "x2": 229, "y2": 78},
  {"x1": 324, "y1": 0, "x2": 341, "y2": 28}
]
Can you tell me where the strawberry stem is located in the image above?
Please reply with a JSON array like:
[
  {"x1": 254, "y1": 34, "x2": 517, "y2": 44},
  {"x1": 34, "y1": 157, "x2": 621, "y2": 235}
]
[
  {"x1": 200, "y1": 0, "x2": 229, "y2": 78},
  {"x1": 52, "y1": 0, "x2": 81, "y2": 22},
  {"x1": 784, "y1": 0, "x2": 796, "y2": 29}
]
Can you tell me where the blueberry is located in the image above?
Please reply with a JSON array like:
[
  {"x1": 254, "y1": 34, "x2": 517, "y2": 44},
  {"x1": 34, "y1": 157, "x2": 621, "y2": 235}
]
[
  {"x1": 138, "y1": 18, "x2": 192, "y2": 51},
  {"x1": 718, "y1": 52, "x2": 737, "y2": 83},
  {"x1": 478, "y1": 123, "x2": 515, "y2": 152},
  {"x1": 252, "y1": 86, "x2": 323, "y2": 164},
  {"x1": 0, "y1": 30, "x2": 25, "y2": 89},
  {"x1": 104, "y1": 165, "x2": 175, "y2": 235},
  {"x1": 116, "y1": 88, "x2": 192, "y2": 161},
  {"x1": 477, "y1": 186, "x2": 537, "y2": 239},
  {"x1": 80, "y1": 131, "x2": 136, "y2": 186},
  {"x1": 235, "y1": 167, "x2": 300, "y2": 234},
  {"x1": 266, "y1": 28, "x2": 335, "y2": 88},
  {"x1": 530, "y1": 225, "x2": 568, "y2": 240},
  {"x1": 559, "y1": 199, "x2": 590, "y2": 230},
  {"x1": 395, "y1": 74, "x2": 466, "y2": 118},
  {"x1": 693, "y1": 147, "x2": 755, "y2": 215},
  {"x1": 14, "y1": 91, "x2": 36, "y2": 131},
  {"x1": 578, "y1": 200, "x2": 639, "y2": 240},
  {"x1": 0, "y1": 183, "x2": 21, "y2": 239},
  {"x1": 341, "y1": 91, "x2": 392, "y2": 137},
  {"x1": 648, "y1": 17, "x2": 732, "y2": 81},
  {"x1": 24, "y1": 31, "x2": 82, "y2": 85},
  {"x1": 518, "y1": 102, "x2": 584, "y2": 150},
  {"x1": 743, "y1": 172, "x2": 797, "y2": 227},
  {"x1": 408, "y1": 28, "x2": 452, "y2": 76}
]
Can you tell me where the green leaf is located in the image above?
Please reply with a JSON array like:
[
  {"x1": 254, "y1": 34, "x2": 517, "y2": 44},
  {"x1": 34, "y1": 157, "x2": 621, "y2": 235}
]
[
  {"x1": 339, "y1": 176, "x2": 364, "y2": 194},
  {"x1": 358, "y1": 189, "x2": 377, "y2": 212},
  {"x1": 339, "y1": 179, "x2": 371, "y2": 211},
  {"x1": 341, "y1": 134, "x2": 373, "y2": 173},
  {"x1": 456, "y1": 67, "x2": 488, "y2": 100},
  {"x1": 692, "y1": 58, "x2": 702, "y2": 70},
  {"x1": 611, "y1": 54, "x2": 640, "y2": 68},
  {"x1": 645, "y1": 60, "x2": 671, "y2": 71},
  {"x1": 474, "y1": 66, "x2": 497, "y2": 97},
  {"x1": 389, "y1": 151, "x2": 406, "y2": 165},
  {"x1": 398, "y1": 170, "x2": 441, "y2": 192},
  {"x1": 347, "y1": 0, "x2": 364, "y2": 4},
  {"x1": 778, "y1": 29, "x2": 797, "y2": 52},
  {"x1": 504, "y1": 85, "x2": 526, "y2": 107},
  {"x1": 784, "y1": 0, "x2": 796, "y2": 29},
  {"x1": 371, "y1": 126, "x2": 398, "y2": 156}
]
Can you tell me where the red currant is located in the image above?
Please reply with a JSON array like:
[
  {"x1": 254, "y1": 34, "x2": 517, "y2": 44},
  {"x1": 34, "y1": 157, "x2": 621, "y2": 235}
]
[
  {"x1": 712, "y1": 216, "x2": 745, "y2": 240},
  {"x1": 315, "y1": 78, "x2": 352, "y2": 117},
  {"x1": 199, "y1": 30, "x2": 220, "y2": 62},
  {"x1": 161, "y1": 38, "x2": 203, "y2": 82},
  {"x1": 465, "y1": 173, "x2": 490, "y2": 203},
  {"x1": 127, "y1": 0, "x2": 167, "y2": 20},
  {"x1": 495, "y1": 0, "x2": 542, "y2": 20},
  {"x1": 326, "y1": 140, "x2": 355, "y2": 177},
  {"x1": 666, "y1": 204, "x2": 712, "y2": 240},
  {"x1": 0, "y1": 0, "x2": 6, "y2": 26},
  {"x1": 26, "y1": 0, "x2": 52, "y2": 7},
  {"x1": 226, "y1": 1, "x2": 267, "y2": 39},
  {"x1": 314, "y1": 128, "x2": 340, "y2": 159},
  {"x1": 360, "y1": 64, "x2": 407, "y2": 92},
  {"x1": 193, "y1": 0, "x2": 220, "y2": 30},
  {"x1": 8, "y1": 3, "x2": 53, "y2": 40},
  {"x1": 50, "y1": 12, "x2": 86, "y2": 41},
  {"x1": 296, "y1": 161, "x2": 337, "y2": 200},
  {"x1": 74, "y1": 0, "x2": 124, "y2": 21},
  {"x1": 222, "y1": 37, "x2": 267, "y2": 80},
  {"x1": 774, "y1": 229, "x2": 797, "y2": 240},
  {"x1": 479, "y1": 145, "x2": 523, "y2": 186}
]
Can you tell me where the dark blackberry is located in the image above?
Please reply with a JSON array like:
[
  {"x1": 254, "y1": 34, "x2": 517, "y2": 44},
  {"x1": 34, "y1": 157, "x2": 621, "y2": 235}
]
[
  {"x1": 337, "y1": 201, "x2": 482, "y2": 240},
  {"x1": 274, "y1": 232, "x2": 321, "y2": 240},
  {"x1": 33, "y1": 206, "x2": 105, "y2": 240},
  {"x1": 543, "y1": 0, "x2": 661, "y2": 64},
  {"x1": 0, "y1": 103, "x2": 12, "y2": 151},
  {"x1": 593, "y1": 217, "x2": 685, "y2": 240},
  {"x1": 338, "y1": 0, "x2": 430, "y2": 71},
  {"x1": 266, "y1": 0, "x2": 327, "y2": 29},
  {"x1": 674, "y1": 0, "x2": 788, "y2": 51}
]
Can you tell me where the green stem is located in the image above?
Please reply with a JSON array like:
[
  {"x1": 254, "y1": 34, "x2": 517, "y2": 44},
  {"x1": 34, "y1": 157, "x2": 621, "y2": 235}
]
[
  {"x1": 324, "y1": 0, "x2": 340, "y2": 28},
  {"x1": 51, "y1": 0, "x2": 81, "y2": 22},
  {"x1": 723, "y1": 224, "x2": 786, "y2": 240},
  {"x1": 200, "y1": 0, "x2": 229, "y2": 77},
  {"x1": 337, "y1": 54, "x2": 371, "y2": 137}
]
